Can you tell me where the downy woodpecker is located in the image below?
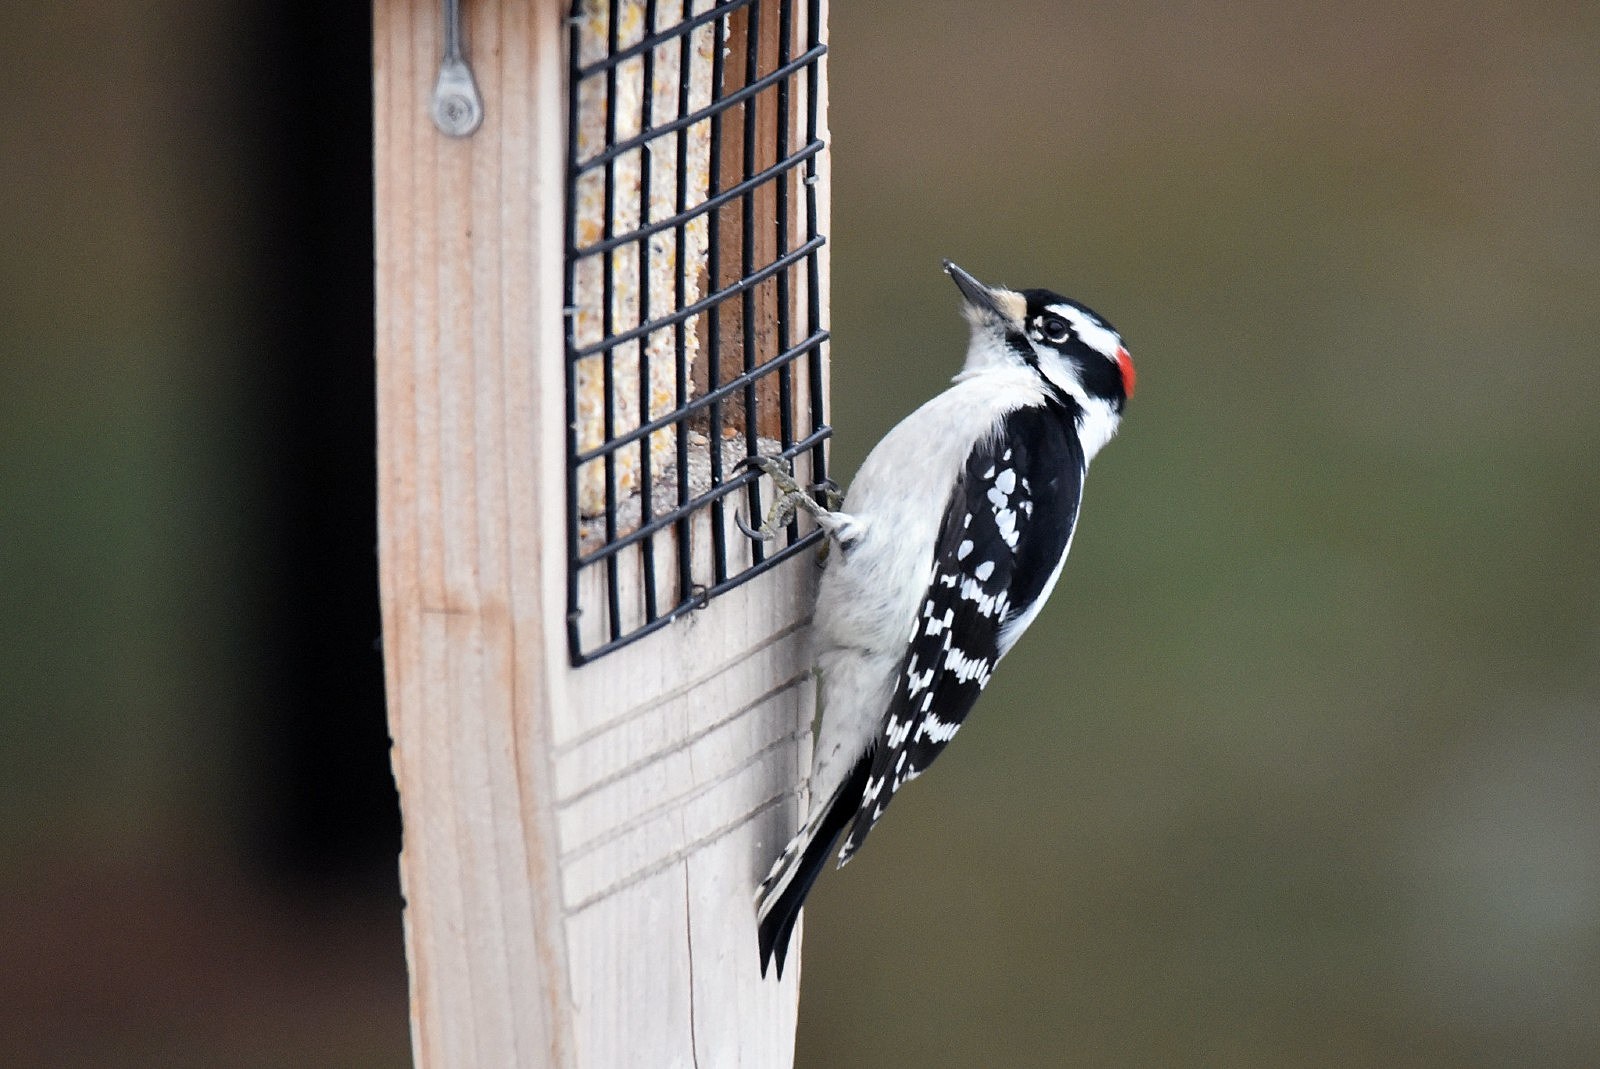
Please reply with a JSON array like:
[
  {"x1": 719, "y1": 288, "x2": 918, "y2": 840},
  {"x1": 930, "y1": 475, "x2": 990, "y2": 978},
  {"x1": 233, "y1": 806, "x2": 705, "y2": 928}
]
[{"x1": 744, "y1": 261, "x2": 1136, "y2": 978}]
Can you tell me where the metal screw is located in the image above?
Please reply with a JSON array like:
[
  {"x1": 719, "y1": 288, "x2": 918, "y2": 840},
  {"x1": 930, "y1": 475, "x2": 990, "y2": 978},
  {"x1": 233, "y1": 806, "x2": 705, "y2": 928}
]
[{"x1": 430, "y1": 0, "x2": 483, "y2": 137}]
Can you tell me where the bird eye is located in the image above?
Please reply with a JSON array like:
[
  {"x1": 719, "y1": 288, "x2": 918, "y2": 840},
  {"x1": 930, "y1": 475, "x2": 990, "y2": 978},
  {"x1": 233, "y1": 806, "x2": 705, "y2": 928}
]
[{"x1": 1041, "y1": 316, "x2": 1070, "y2": 343}]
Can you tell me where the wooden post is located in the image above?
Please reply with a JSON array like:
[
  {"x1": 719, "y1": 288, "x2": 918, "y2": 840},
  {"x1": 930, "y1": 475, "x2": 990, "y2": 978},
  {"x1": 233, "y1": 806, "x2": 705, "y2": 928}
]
[{"x1": 375, "y1": 1, "x2": 825, "y2": 1065}]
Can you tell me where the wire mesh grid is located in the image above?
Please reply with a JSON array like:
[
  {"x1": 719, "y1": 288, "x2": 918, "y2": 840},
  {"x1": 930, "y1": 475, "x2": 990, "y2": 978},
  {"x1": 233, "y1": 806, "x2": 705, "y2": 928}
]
[{"x1": 564, "y1": 0, "x2": 829, "y2": 664}]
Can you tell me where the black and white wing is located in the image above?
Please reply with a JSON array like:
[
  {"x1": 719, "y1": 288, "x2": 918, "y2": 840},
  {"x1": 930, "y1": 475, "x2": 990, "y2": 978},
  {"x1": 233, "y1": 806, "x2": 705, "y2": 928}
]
[{"x1": 837, "y1": 404, "x2": 1086, "y2": 864}]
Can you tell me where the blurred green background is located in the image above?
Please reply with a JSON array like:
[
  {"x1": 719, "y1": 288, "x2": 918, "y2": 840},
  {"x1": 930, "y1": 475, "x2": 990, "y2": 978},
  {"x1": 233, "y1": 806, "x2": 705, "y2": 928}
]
[{"x1": 3, "y1": 1, "x2": 1598, "y2": 1066}]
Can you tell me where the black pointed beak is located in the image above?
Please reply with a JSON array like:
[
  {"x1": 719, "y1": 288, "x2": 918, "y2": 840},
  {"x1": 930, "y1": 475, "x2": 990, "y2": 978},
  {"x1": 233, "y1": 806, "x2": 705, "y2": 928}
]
[{"x1": 943, "y1": 260, "x2": 1005, "y2": 318}]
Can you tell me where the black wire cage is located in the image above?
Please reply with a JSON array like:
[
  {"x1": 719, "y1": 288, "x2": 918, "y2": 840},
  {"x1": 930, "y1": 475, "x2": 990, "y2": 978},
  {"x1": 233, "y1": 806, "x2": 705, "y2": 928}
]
[{"x1": 564, "y1": 0, "x2": 830, "y2": 664}]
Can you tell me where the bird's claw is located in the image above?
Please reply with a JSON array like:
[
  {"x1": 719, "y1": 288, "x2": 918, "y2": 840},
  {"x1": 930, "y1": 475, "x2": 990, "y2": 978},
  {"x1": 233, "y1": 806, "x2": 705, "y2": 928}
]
[
  {"x1": 735, "y1": 501, "x2": 792, "y2": 542},
  {"x1": 734, "y1": 506, "x2": 765, "y2": 541}
]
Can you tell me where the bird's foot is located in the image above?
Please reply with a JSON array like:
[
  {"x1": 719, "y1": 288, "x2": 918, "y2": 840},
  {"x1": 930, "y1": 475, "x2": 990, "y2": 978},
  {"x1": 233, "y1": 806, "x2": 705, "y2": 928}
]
[{"x1": 734, "y1": 454, "x2": 838, "y2": 542}]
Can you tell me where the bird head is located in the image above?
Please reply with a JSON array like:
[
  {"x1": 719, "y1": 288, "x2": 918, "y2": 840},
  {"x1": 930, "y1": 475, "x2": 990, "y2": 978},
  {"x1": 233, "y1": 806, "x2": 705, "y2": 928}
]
[{"x1": 944, "y1": 260, "x2": 1135, "y2": 413}]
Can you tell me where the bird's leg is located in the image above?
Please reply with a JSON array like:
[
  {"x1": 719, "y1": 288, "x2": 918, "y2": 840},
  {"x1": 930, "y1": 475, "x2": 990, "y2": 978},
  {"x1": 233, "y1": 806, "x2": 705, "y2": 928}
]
[{"x1": 802, "y1": 477, "x2": 853, "y2": 561}]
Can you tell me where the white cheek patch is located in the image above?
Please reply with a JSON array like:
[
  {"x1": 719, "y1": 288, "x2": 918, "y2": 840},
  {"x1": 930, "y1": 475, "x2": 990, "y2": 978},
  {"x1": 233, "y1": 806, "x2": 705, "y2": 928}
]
[{"x1": 1052, "y1": 304, "x2": 1121, "y2": 359}]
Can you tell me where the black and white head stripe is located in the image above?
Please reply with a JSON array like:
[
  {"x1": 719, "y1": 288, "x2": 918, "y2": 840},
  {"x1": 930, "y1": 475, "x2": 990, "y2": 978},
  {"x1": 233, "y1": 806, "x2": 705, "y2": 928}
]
[
  {"x1": 1017, "y1": 289, "x2": 1132, "y2": 410},
  {"x1": 1022, "y1": 292, "x2": 1121, "y2": 357},
  {"x1": 837, "y1": 403, "x2": 1086, "y2": 864}
]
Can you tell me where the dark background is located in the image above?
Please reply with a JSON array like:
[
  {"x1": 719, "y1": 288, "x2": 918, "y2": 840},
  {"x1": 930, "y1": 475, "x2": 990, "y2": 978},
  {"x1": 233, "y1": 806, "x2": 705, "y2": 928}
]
[{"x1": 4, "y1": 2, "x2": 1598, "y2": 1066}]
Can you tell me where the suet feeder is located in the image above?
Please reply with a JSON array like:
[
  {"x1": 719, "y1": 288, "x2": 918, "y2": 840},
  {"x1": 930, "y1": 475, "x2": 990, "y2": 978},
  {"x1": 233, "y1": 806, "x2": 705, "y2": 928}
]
[{"x1": 375, "y1": 0, "x2": 830, "y2": 1064}]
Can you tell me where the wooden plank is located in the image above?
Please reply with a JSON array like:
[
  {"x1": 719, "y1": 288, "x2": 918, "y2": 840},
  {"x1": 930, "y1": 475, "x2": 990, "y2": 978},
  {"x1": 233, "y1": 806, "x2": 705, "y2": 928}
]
[
  {"x1": 561, "y1": 565, "x2": 813, "y2": 1066},
  {"x1": 376, "y1": 1, "x2": 575, "y2": 1065}
]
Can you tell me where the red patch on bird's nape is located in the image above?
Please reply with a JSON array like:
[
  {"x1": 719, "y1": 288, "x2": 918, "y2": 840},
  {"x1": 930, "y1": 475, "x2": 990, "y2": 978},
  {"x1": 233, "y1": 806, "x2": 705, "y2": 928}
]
[{"x1": 1116, "y1": 346, "x2": 1136, "y2": 398}]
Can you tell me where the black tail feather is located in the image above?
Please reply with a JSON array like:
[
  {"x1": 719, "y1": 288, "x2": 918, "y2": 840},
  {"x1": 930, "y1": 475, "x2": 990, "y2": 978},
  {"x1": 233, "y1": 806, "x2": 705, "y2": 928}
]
[{"x1": 758, "y1": 754, "x2": 872, "y2": 978}]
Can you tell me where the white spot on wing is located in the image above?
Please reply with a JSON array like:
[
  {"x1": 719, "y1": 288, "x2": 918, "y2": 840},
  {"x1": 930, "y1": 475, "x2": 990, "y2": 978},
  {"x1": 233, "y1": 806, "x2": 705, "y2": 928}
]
[
  {"x1": 916, "y1": 714, "x2": 962, "y2": 744},
  {"x1": 995, "y1": 507, "x2": 1019, "y2": 549},
  {"x1": 944, "y1": 645, "x2": 993, "y2": 685},
  {"x1": 886, "y1": 714, "x2": 912, "y2": 749},
  {"x1": 959, "y1": 577, "x2": 1003, "y2": 617}
]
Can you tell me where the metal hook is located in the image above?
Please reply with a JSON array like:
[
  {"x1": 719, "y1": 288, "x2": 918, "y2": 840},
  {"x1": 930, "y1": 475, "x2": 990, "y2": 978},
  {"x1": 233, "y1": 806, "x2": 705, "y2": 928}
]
[{"x1": 430, "y1": 0, "x2": 483, "y2": 137}]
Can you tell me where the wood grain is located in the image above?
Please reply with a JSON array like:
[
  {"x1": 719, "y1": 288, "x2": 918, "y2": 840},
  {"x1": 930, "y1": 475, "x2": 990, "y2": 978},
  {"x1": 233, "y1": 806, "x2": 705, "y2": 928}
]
[{"x1": 377, "y1": 1, "x2": 575, "y2": 1064}]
